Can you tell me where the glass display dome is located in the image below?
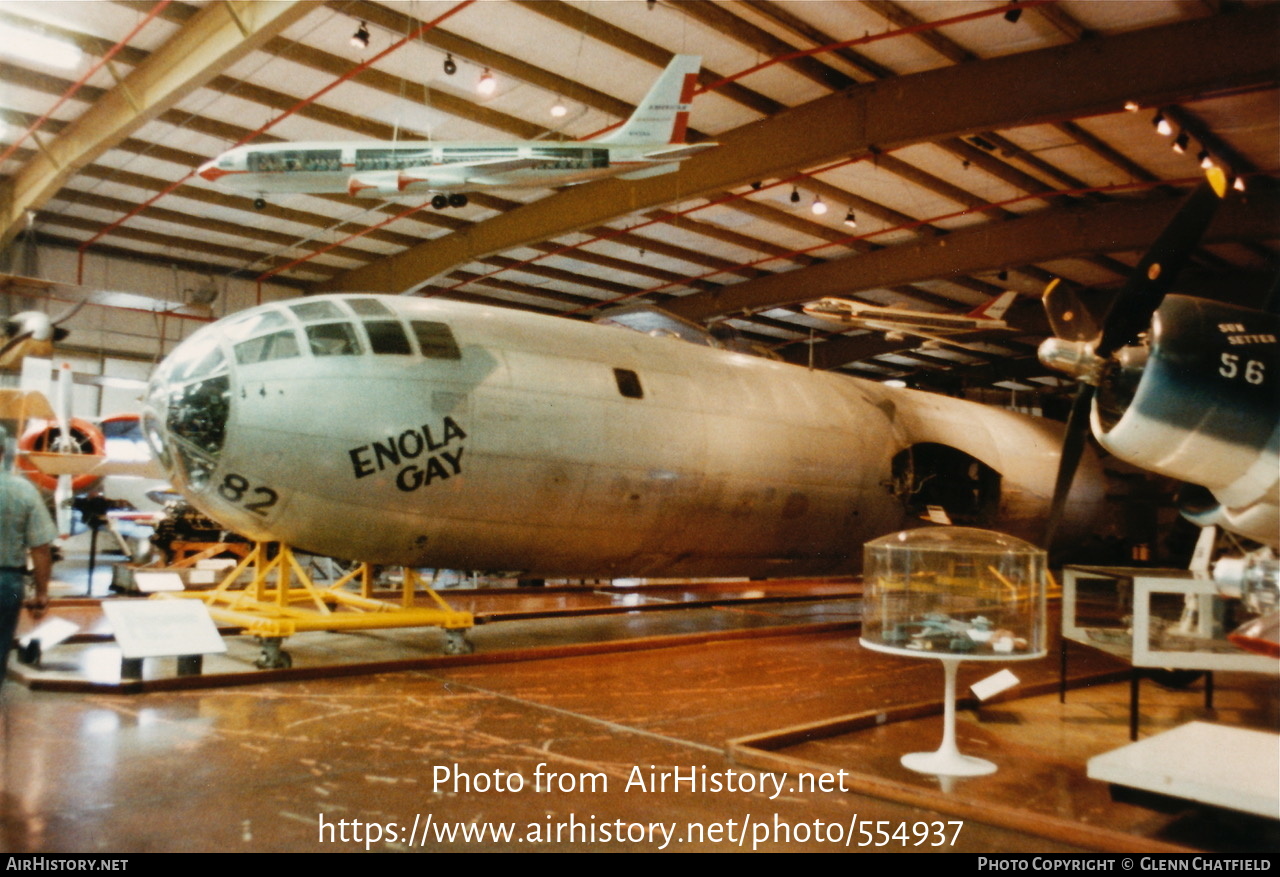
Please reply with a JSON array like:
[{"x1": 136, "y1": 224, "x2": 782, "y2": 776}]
[{"x1": 861, "y1": 526, "x2": 1047, "y2": 660}]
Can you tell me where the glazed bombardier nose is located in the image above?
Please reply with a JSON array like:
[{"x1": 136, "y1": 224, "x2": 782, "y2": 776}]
[{"x1": 143, "y1": 329, "x2": 232, "y2": 492}]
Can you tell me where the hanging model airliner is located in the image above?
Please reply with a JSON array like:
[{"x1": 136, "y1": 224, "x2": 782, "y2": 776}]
[
  {"x1": 196, "y1": 55, "x2": 717, "y2": 210},
  {"x1": 138, "y1": 295, "x2": 1104, "y2": 579},
  {"x1": 803, "y1": 291, "x2": 1019, "y2": 349}
]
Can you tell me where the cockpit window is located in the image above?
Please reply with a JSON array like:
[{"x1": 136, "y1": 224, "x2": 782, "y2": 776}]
[
  {"x1": 306, "y1": 322, "x2": 361, "y2": 356},
  {"x1": 365, "y1": 320, "x2": 412, "y2": 355},
  {"x1": 411, "y1": 321, "x2": 461, "y2": 360},
  {"x1": 220, "y1": 308, "x2": 288, "y2": 343},
  {"x1": 165, "y1": 334, "x2": 227, "y2": 384},
  {"x1": 346, "y1": 298, "x2": 394, "y2": 317},
  {"x1": 235, "y1": 329, "x2": 301, "y2": 365},
  {"x1": 290, "y1": 300, "x2": 345, "y2": 322}
]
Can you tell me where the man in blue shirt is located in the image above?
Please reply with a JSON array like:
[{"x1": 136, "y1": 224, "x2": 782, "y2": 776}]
[{"x1": 0, "y1": 465, "x2": 58, "y2": 689}]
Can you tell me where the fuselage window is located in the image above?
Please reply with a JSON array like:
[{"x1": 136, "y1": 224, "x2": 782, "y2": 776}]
[
  {"x1": 290, "y1": 300, "x2": 345, "y2": 322},
  {"x1": 365, "y1": 320, "x2": 412, "y2": 355},
  {"x1": 306, "y1": 322, "x2": 362, "y2": 357},
  {"x1": 613, "y1": 368, "x2": 644, "y2": 399},
  {"x1": 410, "y1": 321, "x2": 462, "y2": 360},
  {"x1": 235, "y1": 329, "x2": 301, "y2": 365}
]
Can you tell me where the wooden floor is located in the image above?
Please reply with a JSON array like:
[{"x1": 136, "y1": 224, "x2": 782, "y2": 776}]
[{"x1": 3, "y1": 586, "x2": 1277, "y2": 853}]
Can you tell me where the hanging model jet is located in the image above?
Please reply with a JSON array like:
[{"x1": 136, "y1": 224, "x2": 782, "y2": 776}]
[
  {"x1": 803, "y1": 291, "x2": 1019, "y2": 350},
  {"x1": 196, "y1": 55, "x2": 717, "y2": 210},
  {"x1": 138, "y1": 293, "x2": 1104, "y2": 579}
]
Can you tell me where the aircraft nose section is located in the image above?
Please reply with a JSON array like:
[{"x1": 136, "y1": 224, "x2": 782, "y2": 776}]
[
  {"x1": 196, "y1": 158, "x2": 220, "y2": 182},
  {"x1": 142, "y1": 328, "x2": 232, "y2": 492}
]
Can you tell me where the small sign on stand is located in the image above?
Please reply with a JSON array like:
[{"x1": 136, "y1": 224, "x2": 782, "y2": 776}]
[{"x1": 101, "y1": 599, "x2": 226, "y2": 680}]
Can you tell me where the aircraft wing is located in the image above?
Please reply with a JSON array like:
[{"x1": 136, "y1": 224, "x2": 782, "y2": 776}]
[
  {"x1": 398, "y1": 157, "x2": 557, "y2": 189},
  {"x1": 24, "y1": 452, "x2": 166, "y2": 480},
  {"x1": 872, "y1": 325, "x2": 998, "y2": 353},
  {"x1": 0, "y1": 272, "x2": 211, "y2": 319},
  {"x1": 0, "y1": 388, "x2": 56, "y2": 422},
  {"x1": 639, "y1": 142, "x2": 718, "y2": 161}
]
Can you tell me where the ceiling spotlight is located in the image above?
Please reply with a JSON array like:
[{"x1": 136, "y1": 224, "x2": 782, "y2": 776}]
[
  {"x1": 843, "y1": 209, "x2": 857, "y2": 229},
  {"x1": 1124, "y1": 100, "x2": 1140, "y2": 113},
  {"x1": 790, "y1": 187, "x2": 800, "y2": 204},
  {"x1": 1003, "y1": 4, "x2": 1022, "y2": 23},
  {"x1": 443, "y1": 54, "x2": 457, "y2": 75},
  {"x1": 550, "y1": 97, "x2": 567, "y2": 118},
  {"x1": 350, "y1": 21, "x2": 370, "y2": 49},
  {"x1": 1153, "y1": 112, "x2": 1172, "y2": 136},
  {"x1": 811, "y1": 196, "x2": 827, "y2": 216},
  {"x1": 1198, "y1": 149, "x2": 1215, "y2": 170},
  {"x1": 477, "y1": 68, "x2": 496, "y2": 96},
  {"x1": 1172, "y1": 131, "x2": 1189, "y2": 154}
]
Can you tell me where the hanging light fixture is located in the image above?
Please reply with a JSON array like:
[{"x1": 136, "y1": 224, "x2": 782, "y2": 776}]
[
  {"x1": 1003, "y1": 3, "x2": 1023, "y2": 24},
  {"x1": 1153, "y1": 111, "x2": 1172, "y2": 136},
  {"x1": 1124, "y1": 100, "x2": 1140, "y2": 113},
  {"x1": 443, "y1": 54, "x2": 457, "y2": 75},
  {"x1": 350, "y1": 21, "x2": 370, "y2": 49},
  {"x1": 550, "y1": 97, "x2": 567, "y2": 118},
  {"x1": 1198, "y1": 149, "x2": 1215, "y2": 170},
  {"x1": 1233, "y1": 175, "x2": 1246, "y2": 192},
  {"x1": 477, "y1": 68, "x2": 496, "y2": 96},
  {"x1": 811, "y1": 196, "x2": 827, "y2": 216},
  {"x1": 1172, "y1": 131, "x2": 1189, "y2": 154},
  {"x1": 790, "y1": 187, "x2": 800, "y2": 204},
  {"x1": 843, "y1": 209, "x2": 857, "y2": 229}
]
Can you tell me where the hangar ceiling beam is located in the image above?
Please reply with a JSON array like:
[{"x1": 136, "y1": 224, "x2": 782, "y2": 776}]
[
  {"x1": 513, "y1": 0, "x2": 785, "y2": 116},
  {"x1": 667, "y1": 188, "x2": 1280, "y2": 324},
  {"x1": 0, "y1": 1, "x2": 309, "y2": 249},
  {"x1": 312, "y1": 6, "x2": 1280, "y2": 297}
]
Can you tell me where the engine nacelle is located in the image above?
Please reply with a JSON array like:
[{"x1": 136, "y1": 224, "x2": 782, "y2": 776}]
[
  {"x1": 17, "y1": 416, "x2": 106, "y2": 494},
  {"x1": 1093, "y1": 295, "x2": 1279, "y2": 543},
  {"x1": 346, "y1": 172, "x2": 402, "y2": 198}
]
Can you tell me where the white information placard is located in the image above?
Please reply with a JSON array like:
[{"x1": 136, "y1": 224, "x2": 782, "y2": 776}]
[
  {"x1": 101, "y1": 599, "x2": 227, "y2": 658},
  {"x1": 133, "y1": 571, "x2": 185, "y2": 593}
]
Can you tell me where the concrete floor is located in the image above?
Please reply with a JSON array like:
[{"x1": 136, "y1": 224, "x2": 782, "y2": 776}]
[{"x1": 1, "y1": 540, "x2": 1277, "y2": 853}]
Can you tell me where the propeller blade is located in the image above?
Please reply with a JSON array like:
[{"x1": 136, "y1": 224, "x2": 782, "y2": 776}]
[
  {"x1": 49, "y1": 296, "x2": 88, "y2": 328},
  {"x1": 1095, "y1": 169, "x2": 1227, "y2": 358},
  {"x1": 0, "y1": 329, "x2": 34, "y2": 363},
  {"x1": 1044, "y1": 384, "x2": 1096, "y2": 549},
  {"x1": 1042, "y1": 278, "x2": 1100, "y2": 342}
]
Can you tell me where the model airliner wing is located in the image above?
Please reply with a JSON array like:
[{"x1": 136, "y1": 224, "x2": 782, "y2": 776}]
[
  {"x1": 639, "y1": 142, "x2": 718, "y2": 161},
  {"x1": 398, "y1": 156, "x2": 558, "y2": 188},
  {"x1": 872, "y1": 325, "x2": 996, "y2": 353}
]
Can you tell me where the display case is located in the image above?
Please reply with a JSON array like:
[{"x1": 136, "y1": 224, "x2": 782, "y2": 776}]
[
  {"x1": 860, "y1": 527, "x2": 1048, "y2": 776},
  {"x1": 861, "y1": 526, "x2": 1047, "y2": 660}
]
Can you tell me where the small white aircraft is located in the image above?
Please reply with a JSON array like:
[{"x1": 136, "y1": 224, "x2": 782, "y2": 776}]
[
  {"x1": 138, "y1": 294, "x2": 1104, "y2": 579},
  {"x1": 196, "y1": 55, "x2": 716, "y2": 210},
  {"x1": 804, "y1": 291, "x2": 1019, "y2": 349}
]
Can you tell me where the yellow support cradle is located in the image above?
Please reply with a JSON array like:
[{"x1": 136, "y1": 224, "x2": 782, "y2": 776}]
[{"x1": 157, "y1": 542, "x2": 475, "y2": 665}]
